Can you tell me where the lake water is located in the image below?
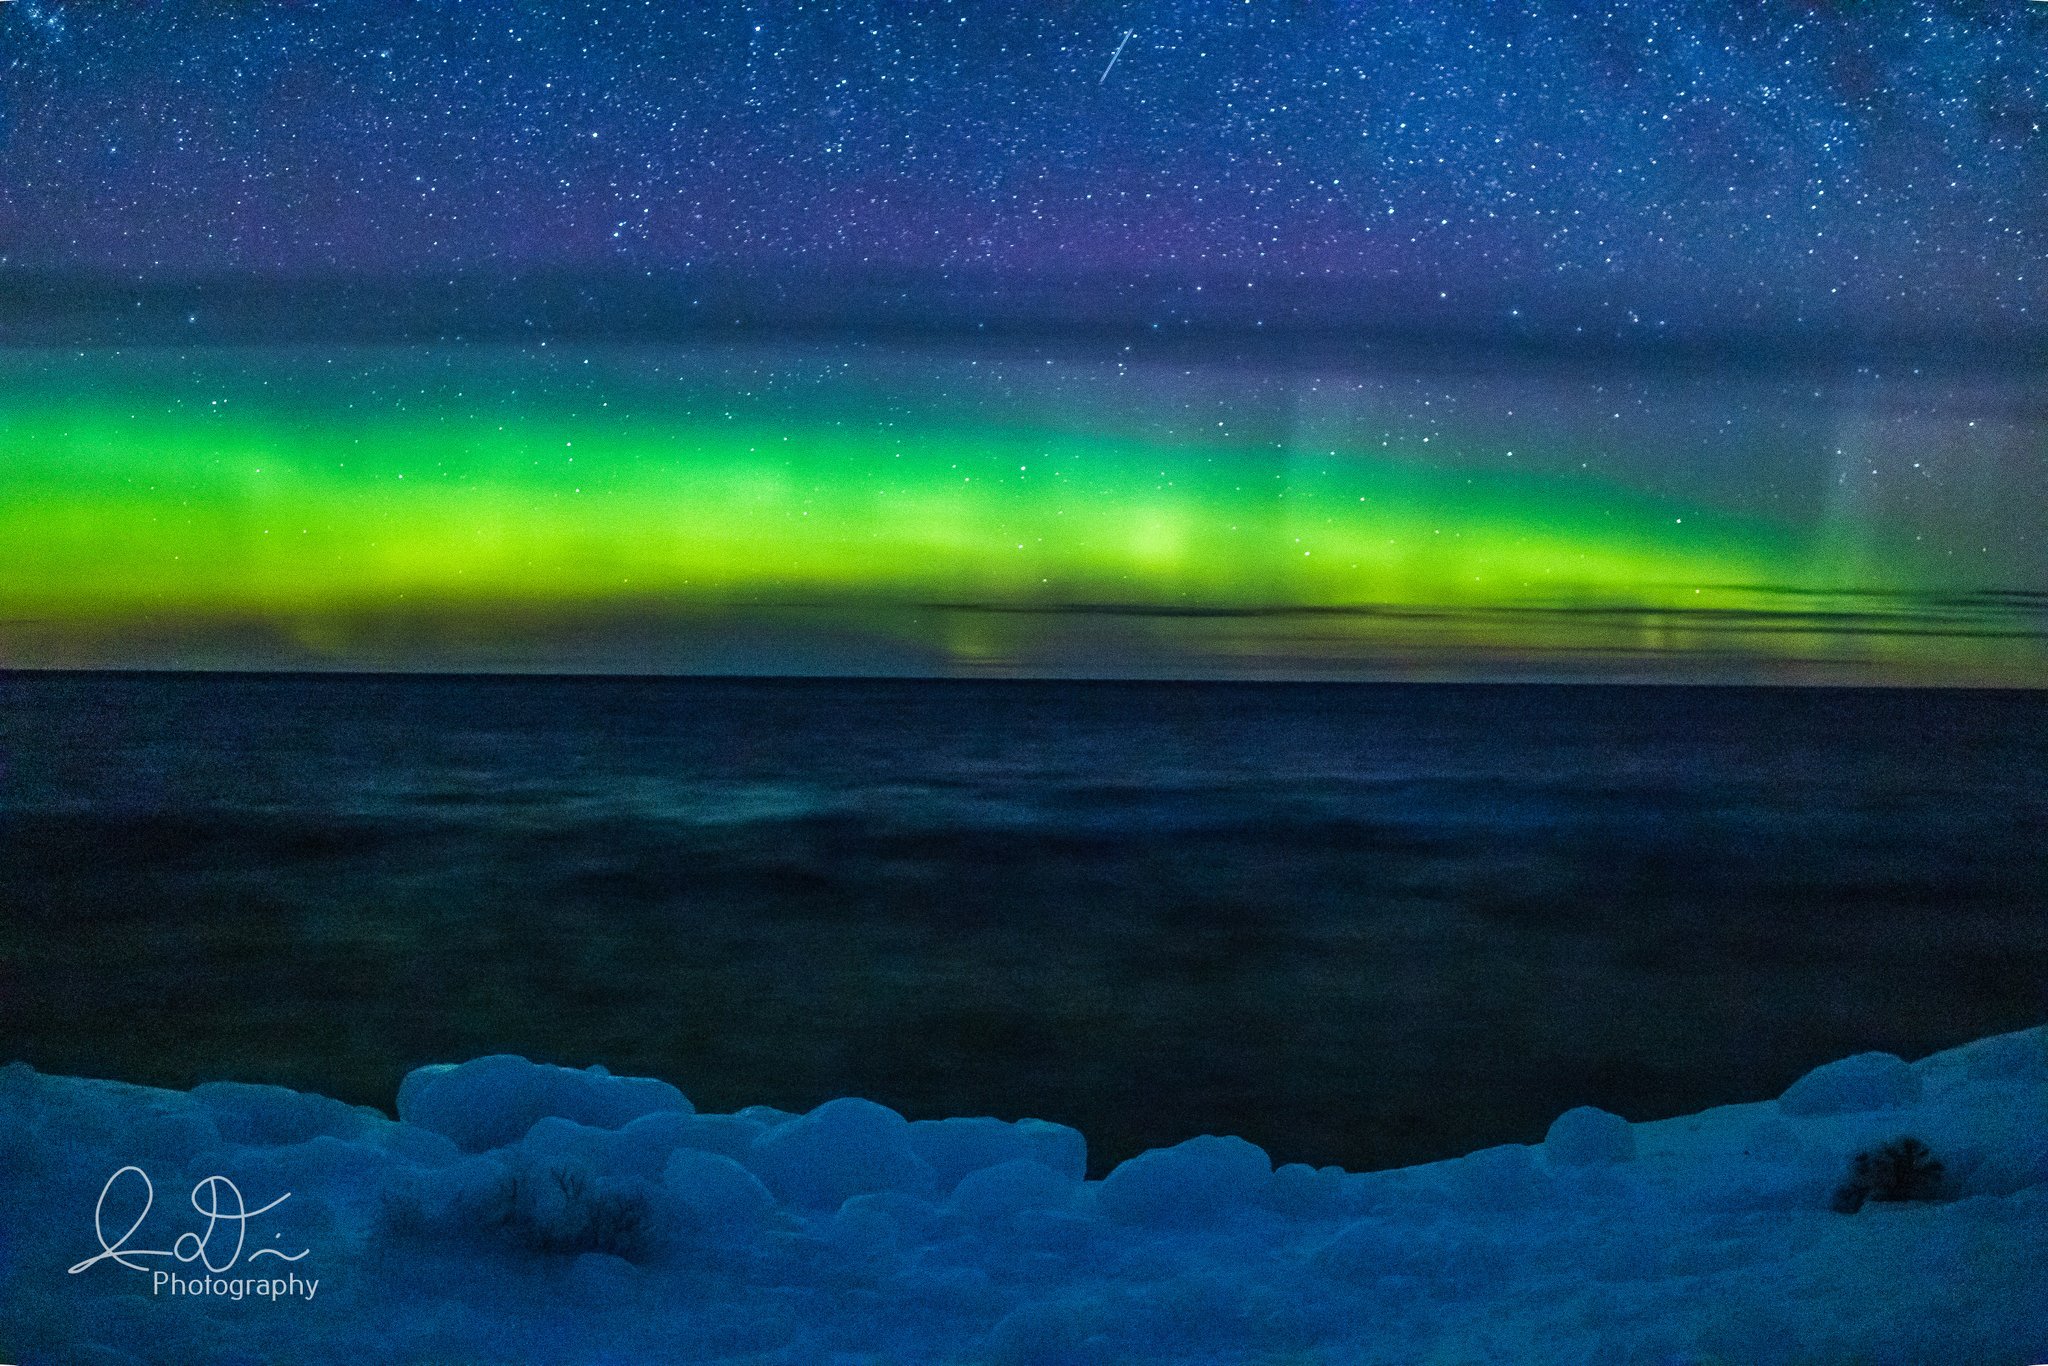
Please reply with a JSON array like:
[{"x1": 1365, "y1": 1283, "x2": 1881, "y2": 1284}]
[{"x1": 2, "y1": 672, "x2": 2042, "y2": 1172}]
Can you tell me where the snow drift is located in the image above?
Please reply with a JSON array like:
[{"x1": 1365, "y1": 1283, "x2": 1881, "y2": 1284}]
[{"x1": 5, "y1": 1027, "x2": 2045, "y2": 1364}]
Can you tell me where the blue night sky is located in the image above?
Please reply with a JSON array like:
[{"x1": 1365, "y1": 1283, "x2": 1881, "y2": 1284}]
[{"x1": 2, "y1": 0, "x2": 2044, "y2": 335}]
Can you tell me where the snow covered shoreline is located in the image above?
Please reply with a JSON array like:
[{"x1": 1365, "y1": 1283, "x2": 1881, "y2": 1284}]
[{"x1": 6, "y1": 1027, "x2": 2044, "y2": 1365}]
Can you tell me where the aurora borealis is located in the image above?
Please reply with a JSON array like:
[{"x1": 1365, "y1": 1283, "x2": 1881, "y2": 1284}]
[
  {"x1": 1, "y1": 345, "x2": 2039, "y2": 681},
  {"x1": 1, "y1": 0, "x2": 2043, "y2": 681}
]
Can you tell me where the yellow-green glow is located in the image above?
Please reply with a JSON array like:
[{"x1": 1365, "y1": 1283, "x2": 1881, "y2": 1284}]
[{"x1": 0, "y1": 347, "x2": 2036, "y2": 682}]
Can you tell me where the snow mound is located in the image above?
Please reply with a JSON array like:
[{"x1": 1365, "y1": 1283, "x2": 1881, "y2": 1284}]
[
  {"x1": 7, "y1": 1026, "x2": 2046, "y2": 1364},
  {"x1": 909, "y1": 1114, "x2": 1088, "y2": 1189},
  {"x1": 1543, "y1": 1104, "x2": 1637, "y2": 1165},
  {"x1": 1777, "y1": 1050, "x2": 1922, "y2": 1116},
  {"x1": 1095, "y1": 1133, "x2": 1273, "y2": 1226},
  {"x1": 396, "y1": 1054, "x2": 691, "y2": 1152}
]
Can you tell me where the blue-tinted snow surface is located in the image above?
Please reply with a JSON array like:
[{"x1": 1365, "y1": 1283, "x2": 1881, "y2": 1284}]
[{"x1": 6, "y1": 1028, "x2": 2045, "y2": 1365}]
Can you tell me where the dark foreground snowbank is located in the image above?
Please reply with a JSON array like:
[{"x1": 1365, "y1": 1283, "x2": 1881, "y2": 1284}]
[{"x1": 5, "y1": 1027, "x2": 2045, "y2": 1365}]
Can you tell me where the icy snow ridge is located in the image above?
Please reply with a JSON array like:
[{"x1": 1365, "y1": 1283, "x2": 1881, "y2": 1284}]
[{"x1": 5, "y1": 1027, "x2": 2045, "y2": 1364}]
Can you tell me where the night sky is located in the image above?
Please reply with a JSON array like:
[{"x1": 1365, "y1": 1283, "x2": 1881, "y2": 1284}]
[
  {"x1": 5, "y1": 0, "x2": 2045, "y2": 333},
  {"x1": 0, "y1": 2, "x2": 2043, "y2": 680}
]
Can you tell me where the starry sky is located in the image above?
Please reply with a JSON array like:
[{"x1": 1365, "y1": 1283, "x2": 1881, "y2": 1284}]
[
  {"x1": 4, "y1": 0, "x2": 2045, "y2": 336},
  {"x1": 0, "y1": 1, "x2": 2042, "y2": 681}
]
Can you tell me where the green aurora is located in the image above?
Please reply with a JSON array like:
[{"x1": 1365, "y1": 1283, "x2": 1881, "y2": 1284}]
[{"x1": 1, "y1": 346, "x2": 2039, "y2": 682}]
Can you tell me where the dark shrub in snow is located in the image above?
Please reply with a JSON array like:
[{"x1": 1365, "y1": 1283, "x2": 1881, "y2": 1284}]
[
  {"x1": 476, "y1": 1162, "x2": 655, "y2": 1260},
  {"x1": 1831, "y1": 1137, "x2": 1944, "y2": 1213}
]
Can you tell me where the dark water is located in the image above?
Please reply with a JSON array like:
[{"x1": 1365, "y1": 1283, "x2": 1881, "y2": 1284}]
[{"x1": 2, "y1": 673, "x2": 2043, "y2": 1173}]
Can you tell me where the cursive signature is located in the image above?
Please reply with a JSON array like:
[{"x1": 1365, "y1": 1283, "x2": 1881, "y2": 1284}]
[{"x1": 69, "y1": 1166, "x2": 308, "y2": 1276}]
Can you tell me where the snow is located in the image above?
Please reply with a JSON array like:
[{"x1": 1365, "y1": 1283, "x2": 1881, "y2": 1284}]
[
  {"x1": 909, "y1": 1115, "x2": 1088, "y2": 1189},
  {"x1": 746, "y1": 1096, "x2": 940, "y2": 1208},
  {"x1": 1543, "y1": 1105, "x2": 1638, "y2": 1166},
  {"x1": 1095, "y1": 1134, "x2": 1274, "y2": 1227},
  {"x1": 1776, "y1": 1050, "x2": 1922, "y2": 1117},
  {"x1": 6, "y1": 1026, "x2": 2045, "y2": 1364},
  {"x1": 396, "y1": 1054, "x2": 692, "y2": 1152}
]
